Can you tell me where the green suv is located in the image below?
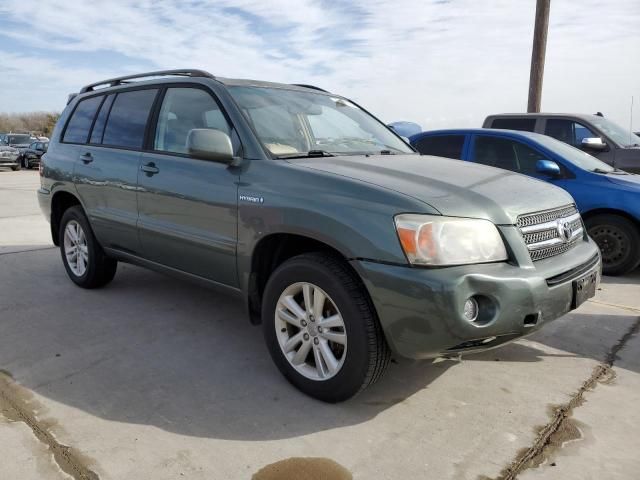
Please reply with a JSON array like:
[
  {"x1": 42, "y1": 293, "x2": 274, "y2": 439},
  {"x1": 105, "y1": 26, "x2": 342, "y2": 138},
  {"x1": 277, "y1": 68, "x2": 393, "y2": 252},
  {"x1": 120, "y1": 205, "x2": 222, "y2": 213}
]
[{"x1": 38, "y1": 70, "x2": 601, "y2": 402}]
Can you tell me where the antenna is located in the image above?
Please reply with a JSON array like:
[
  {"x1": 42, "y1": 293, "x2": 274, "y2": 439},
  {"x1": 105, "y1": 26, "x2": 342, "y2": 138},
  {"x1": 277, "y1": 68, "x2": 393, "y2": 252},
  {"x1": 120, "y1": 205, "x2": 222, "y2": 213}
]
[{"x1": 630, "y1": 96, "x2": 634, "y2": 147}]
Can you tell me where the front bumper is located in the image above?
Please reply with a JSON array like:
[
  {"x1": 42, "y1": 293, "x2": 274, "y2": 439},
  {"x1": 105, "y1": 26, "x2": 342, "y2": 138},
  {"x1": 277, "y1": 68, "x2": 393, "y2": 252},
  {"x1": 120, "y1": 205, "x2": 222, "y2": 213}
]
[
  {"x1": 0, "y1": 156, "x2": 19, "y2": 166},
  {"x1": 351, "y1": 237, "x2": 601, "y2": 359}
]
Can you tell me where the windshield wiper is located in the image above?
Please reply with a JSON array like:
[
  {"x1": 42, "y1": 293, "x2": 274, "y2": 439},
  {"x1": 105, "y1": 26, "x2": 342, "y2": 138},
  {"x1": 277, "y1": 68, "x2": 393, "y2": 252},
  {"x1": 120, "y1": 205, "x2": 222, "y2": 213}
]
[
  {"x1": 591, "y1": 168, "x2": 613, "y2": 174},
  {"x1": 278, "y1": 150, "x2": 335, "y2": 159}
]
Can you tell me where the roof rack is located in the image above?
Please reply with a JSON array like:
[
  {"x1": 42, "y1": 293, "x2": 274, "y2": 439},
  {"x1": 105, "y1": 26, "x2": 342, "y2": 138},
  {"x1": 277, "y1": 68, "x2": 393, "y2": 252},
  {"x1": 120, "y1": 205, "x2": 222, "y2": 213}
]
[
  {"x1": 292, "y1": 84, "x2": 329, "y2": 93},
  {"x1": 79, "y1": 69, "x2": 215, "y2": 93}
]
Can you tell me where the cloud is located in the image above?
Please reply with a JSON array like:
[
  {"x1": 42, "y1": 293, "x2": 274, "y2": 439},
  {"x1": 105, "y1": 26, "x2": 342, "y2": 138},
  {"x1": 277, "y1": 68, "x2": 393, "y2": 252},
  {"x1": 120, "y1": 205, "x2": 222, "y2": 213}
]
[{"x1": 0, "y1": 0, "x2": 639, "y2": 130}]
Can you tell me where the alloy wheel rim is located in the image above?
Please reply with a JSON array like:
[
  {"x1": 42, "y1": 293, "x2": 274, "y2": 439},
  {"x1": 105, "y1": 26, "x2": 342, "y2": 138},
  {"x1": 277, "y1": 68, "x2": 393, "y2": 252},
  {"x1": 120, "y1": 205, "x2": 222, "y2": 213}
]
[
  {"x1": 589, "y1": 225, "x2": 627, "y2": 267},
  {"x1": 63, "y1": 220, "x2": 89, "y2": 277},
  {"x1": 274, "y1": 282, "x2": 347, "y2": 381}
]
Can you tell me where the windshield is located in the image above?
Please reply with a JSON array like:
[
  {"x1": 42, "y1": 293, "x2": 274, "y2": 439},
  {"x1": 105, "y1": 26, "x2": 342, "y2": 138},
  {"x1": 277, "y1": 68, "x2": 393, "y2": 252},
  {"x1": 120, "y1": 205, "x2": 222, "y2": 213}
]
[
  {"x1": 7, "y1": 134, "x2": 32, "y2": 144},
  {"x1": 590, "y1": 116, "x2": 640, "y2": 147},
  {"x1": 535, "y1": 134, "x2": 616, "y2": 172},
  {"x1": 229, "y1": 86, "x2": 414, "y2": 157}
]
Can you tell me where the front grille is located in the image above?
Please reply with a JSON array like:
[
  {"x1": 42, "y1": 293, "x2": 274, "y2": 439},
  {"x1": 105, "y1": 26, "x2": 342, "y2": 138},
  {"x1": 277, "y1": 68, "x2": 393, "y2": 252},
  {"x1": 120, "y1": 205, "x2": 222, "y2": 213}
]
[
  {"x1": 517, "y1": 205, "x2": 584, "y2": 261},
  {"x1": 529, "y1": 236, "x2": 582, "y2": 261},
  {"x1": 516, "y1": 205, "x2": 578, "y2": 228},
  {"x1": 522, "y1": 216, "x2": 583, "y2": 245}
]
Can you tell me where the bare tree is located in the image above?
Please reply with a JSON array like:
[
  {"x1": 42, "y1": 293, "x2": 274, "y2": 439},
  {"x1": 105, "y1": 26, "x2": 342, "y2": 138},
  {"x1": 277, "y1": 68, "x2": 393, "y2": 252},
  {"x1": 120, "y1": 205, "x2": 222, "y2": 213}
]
[{"x1": 0, "y1": 112, "x2": 61, "y2": 137}]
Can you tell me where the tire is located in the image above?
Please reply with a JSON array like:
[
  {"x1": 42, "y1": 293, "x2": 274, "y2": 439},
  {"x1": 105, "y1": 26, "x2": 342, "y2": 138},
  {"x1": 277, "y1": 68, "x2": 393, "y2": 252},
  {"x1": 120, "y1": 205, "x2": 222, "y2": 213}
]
[
  {"x1": 59, "y1": 206, "x2": 117, "y2": 288},
  {"x1": 586, "y1": 214, "x2": 640, "y2": 276},
  {"x1": 262, "y1": 252, "x2": 390, "y2": 402},
  {"x1": 23, "y1": 156, "x2": 30, "y2": 169},
  {"x1": 11, "y1": 162, "x2": 21, "y2": 171}
]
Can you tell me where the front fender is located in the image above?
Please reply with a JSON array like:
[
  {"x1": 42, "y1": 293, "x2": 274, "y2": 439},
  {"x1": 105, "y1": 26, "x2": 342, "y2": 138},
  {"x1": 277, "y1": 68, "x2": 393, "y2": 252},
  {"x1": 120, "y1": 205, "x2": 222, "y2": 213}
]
[{"x1": 235, "y1": 159, "x2": 437, "y2": 296}]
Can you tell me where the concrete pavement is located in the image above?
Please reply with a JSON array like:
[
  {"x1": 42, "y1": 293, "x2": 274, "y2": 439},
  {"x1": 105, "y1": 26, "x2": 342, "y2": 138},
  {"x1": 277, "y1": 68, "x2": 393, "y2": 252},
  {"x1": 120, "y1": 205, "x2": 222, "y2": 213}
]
[{"x1": 1, "y1": 170, "x2": 639, "y2": 479}]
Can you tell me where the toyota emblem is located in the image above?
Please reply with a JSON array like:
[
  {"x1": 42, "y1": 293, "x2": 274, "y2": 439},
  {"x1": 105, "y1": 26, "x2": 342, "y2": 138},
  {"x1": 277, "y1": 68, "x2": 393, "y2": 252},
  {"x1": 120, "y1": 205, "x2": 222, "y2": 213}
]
[{"x1": 557, "y1": 220, "x2": 573, "y2": 242}]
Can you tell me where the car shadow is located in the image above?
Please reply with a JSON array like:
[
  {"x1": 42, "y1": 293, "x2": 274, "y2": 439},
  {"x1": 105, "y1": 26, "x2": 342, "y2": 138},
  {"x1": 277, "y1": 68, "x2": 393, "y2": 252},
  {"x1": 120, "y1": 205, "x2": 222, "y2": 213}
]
[
  {"x1": 1, "y1": 249, "x2": 637, "y2": 442},
  {"x1": 1, "y1": 254, "x2": 460, "y2": 441}
]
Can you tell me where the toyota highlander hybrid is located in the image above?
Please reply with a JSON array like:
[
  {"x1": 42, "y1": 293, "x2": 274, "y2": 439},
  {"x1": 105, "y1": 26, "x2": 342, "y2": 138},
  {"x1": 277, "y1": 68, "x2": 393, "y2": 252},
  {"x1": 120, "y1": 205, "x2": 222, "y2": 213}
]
[{"x1": 38, "y1": 70, "x2": 601, "y2": 402}]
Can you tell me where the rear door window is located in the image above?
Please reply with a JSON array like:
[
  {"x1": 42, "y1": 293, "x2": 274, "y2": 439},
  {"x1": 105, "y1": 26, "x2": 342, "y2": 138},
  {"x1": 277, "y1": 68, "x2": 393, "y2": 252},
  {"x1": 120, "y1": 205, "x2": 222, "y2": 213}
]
[
  {"x1": 489, "y1": 118, "x2": 537, "y2": 132},
  {"x1": 102, "y1": 89, "x2": 158, "y2": 149},
  {"x1": 413, "y1": 135, "x2": 465, "y2": 159},
  {"x1": 63, "y1": 96, "x2": 103, "y2": 143}
]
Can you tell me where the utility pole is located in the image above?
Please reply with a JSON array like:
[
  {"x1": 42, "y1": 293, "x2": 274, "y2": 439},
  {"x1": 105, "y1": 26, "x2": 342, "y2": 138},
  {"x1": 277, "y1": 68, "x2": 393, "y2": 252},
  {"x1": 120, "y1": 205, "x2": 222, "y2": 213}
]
[{"x1": 527, "y1": 0, "x2": 550, "y2": 112}]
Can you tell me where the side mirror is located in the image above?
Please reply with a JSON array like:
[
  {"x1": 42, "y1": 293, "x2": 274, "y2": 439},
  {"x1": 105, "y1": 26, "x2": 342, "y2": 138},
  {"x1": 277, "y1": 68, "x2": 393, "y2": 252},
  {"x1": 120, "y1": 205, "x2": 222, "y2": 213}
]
[
  {"x1": 536, "y1": 159, "x2": 561, "y2": 177},
  {"x1": 581, "y1": 137, "x2": 607, "y2": 151},
  {"x1": 187, "y1": 129, "x2": 237, "y2": 164}
]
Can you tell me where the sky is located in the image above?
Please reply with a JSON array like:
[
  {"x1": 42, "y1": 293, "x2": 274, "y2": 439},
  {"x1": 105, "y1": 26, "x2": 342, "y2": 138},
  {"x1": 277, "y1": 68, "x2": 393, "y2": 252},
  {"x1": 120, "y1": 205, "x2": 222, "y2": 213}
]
[{"x1": 0, "y1": 0, "x2": 639, "y2": 130}]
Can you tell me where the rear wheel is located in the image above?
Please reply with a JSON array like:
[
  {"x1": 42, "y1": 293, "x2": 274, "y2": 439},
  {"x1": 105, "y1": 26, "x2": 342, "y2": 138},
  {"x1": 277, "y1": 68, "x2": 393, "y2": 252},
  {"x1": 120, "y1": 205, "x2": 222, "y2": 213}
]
[
  {"x1": 59, "y1": 206, "x2": 117, "y2": 288},
  {"x1": 586, "y1": 214, "x2": 640, "y2": 276},
  {"x1": 262, "y1": 252, "x2": 390, "y2": 402}
]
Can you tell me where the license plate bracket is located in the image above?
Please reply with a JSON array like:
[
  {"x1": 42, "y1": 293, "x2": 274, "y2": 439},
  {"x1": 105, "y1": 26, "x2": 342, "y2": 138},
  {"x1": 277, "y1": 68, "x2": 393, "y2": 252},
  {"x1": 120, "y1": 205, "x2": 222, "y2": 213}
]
[{"x1": 572, "y1": 270, "x2": 598, "y2": 309}]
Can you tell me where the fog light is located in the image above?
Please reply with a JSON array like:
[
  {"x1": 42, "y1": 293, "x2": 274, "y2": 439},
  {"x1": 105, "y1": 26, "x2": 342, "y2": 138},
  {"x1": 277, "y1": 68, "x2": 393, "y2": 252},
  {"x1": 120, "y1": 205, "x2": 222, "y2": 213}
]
[{"x1": 463, "y1": 297, "x2": 479, "y2": 323}]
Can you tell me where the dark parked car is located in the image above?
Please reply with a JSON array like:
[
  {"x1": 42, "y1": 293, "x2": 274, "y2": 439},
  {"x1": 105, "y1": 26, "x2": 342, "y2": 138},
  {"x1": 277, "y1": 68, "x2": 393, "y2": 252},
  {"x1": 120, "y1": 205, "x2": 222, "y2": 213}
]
[
  {"x1": 411, "y1": 129, "x2": 640, "y2": 275},
  {"x1": 483, "y1": 113, "x2": 640, "y2": 174},
  {"x1": 21, "y1": 141, "x2": 48, "y2": 169},
  {"x1": 39, "y1": 70, "x2": 600, "y2": 401},
  {"x1": 2, "y1": 133, "x2": 36, "y2": 149},
  {"x1": 0, "y1": 145, "x2": 21, "y2": 170}
]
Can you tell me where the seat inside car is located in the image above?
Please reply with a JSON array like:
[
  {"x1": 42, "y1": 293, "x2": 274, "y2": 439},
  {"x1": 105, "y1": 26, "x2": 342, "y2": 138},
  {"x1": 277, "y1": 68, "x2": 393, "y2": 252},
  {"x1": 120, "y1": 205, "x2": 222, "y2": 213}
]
[{"x1": 164, "y1": 102, "x2": 201, "y2": 153}]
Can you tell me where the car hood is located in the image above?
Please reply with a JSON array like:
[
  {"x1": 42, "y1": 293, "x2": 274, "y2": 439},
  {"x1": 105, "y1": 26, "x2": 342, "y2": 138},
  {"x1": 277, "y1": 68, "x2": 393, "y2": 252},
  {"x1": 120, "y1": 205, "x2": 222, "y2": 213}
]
[{"x1": 292, "y1": 154, "x2": 574, "y2": 225}]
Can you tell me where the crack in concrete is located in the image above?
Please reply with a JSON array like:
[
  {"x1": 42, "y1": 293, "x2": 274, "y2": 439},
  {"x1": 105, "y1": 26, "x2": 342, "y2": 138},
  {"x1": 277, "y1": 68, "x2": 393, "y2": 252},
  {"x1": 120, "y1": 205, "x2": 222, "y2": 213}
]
[
  {"x1": 486, "y1": 316, "x2": 640, "y2": 480},
  {"x1": 0, "y1": 371, "x2": 100, "y2": 480},
  {"x1": 588, "y1": 299, "x2": 640, "y2": 314}
]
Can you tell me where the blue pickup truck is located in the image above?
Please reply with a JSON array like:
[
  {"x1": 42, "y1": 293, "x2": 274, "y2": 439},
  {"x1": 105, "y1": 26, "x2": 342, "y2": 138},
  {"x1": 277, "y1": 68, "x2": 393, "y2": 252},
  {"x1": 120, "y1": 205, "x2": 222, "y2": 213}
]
[{"x1": 410, "y1": 129, "x2": 640, "y2": 276}]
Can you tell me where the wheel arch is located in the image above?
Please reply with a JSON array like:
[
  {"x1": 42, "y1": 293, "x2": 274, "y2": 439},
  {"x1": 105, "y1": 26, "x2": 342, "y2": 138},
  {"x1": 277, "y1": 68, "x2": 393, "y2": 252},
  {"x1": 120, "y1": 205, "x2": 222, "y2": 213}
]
[
  {"x1": 50, "y1": 190, "x2": 83, "y2": 246},
  {"x1": 581, "y1": 208, "x2": 640, "y2": 231},
  {"x1": 246, "y1": 232, "x2": 371, "y2": 325}
]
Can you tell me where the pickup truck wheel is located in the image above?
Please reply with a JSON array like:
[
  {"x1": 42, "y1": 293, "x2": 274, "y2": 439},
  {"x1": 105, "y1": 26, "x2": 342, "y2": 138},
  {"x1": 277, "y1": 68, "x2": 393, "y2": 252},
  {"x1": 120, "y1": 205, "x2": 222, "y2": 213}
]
[
  {"x1": 59, "y1": 206, "x2": 117, "y2": 288},
  {"x1": 586, "y1": 214, "x2": 640, "y2": 276},
  {"x1": 262, "y1": 252, "x2": 390, "y2": 402}
]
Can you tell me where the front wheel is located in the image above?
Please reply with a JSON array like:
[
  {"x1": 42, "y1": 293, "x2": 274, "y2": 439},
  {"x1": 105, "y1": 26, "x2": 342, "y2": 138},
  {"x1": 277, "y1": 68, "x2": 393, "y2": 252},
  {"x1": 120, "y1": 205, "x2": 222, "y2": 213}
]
[
  {"x1": 262, "y1": 252, "x2": 390, "y2": 402},
  {"x1": 586, "y1": 214, "x2": 640, "y2": 276},
  {"x1": 22, "y1": 156, "x2": 30, "y2": 169},
  {"x1": 11, "y1": 162, "x2": 21, "y2": 171},
  {"x1": 59, "y1": 206, "x2": 117, "y2": 288}
]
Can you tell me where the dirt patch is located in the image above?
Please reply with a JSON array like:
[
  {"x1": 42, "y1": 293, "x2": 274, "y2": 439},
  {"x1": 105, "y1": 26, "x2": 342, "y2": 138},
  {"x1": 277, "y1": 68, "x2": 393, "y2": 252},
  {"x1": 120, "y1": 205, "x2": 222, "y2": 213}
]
[
  {"x1": 485, "y1": 316, "x2": 640, "y2": 480},
  {"x1": 0, "y1": 371, "x2": 100, "y2": 480},
  {"x1": 252, "y1": 457, "x2": 352, "y2": 480}
]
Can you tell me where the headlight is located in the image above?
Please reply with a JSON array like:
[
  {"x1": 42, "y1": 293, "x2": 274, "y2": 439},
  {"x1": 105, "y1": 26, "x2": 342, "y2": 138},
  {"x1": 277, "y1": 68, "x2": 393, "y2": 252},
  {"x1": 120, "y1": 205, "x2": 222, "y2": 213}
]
[{"x1": 394, "y1": 214, "x2": 508, "y2": 266}]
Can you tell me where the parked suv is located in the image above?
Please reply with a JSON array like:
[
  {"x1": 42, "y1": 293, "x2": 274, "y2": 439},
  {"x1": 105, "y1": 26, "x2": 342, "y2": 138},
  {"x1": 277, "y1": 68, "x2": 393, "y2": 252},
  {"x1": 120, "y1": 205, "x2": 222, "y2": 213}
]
[
  {"x1": 483, "y1": 113, "x2": 640, "y2": 174},
  {"x1": 39, "y1": 70, "x2": 601, "y2": 402}
]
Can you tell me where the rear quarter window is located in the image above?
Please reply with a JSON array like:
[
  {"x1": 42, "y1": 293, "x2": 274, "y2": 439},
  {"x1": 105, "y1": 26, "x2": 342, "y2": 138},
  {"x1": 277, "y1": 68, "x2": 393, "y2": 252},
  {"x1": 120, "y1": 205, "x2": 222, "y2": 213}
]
[
  {"x1": 102, "y1": 89, "x2": 158, "y2": 149},
  {"x1": 63, "y1": 96, "x2": 103, "y2": 144},
  {"x1": 489, "y1": 118, "x2": 536, "y2": 132}
]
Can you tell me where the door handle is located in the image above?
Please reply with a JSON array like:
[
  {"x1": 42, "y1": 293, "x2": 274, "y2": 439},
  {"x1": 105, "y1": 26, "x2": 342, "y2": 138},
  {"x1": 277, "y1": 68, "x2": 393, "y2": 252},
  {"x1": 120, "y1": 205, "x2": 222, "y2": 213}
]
[
  {"x1": 141, "y1": 162, "x2": 160, "y2": 175},
  {"x1": 80, "y1": 153, "x2": 93, "y2": 164}
]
